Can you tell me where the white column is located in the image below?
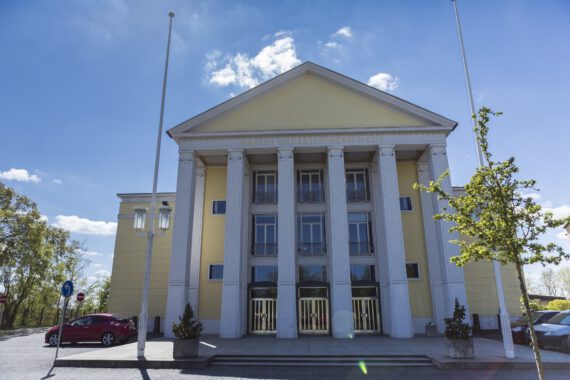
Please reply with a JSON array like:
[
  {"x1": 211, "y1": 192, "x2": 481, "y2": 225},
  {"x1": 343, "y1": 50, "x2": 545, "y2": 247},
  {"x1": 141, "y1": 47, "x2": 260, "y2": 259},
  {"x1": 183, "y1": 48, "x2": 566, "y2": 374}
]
[
  {"x1": 276, "y1": 147, "x2": 298, "y2": 338},
  {"x1": 427, "y1": 144, "x2": 469, "y2": 319},
  {"x1": 417, "y1": 160, "x2": 446, "y2": 333},
  {"x1": 326, "y1": 146, "x2": 354, "y2": 339},
  {"x1": 219, "y1": 149, "x2": 246, "y2": 338},
  {"x1": 164, "y1": 150, "x2": 197, "y2": 338},
  {"x1": 375, "y1": 144, "x2": 413, "y2": 338},
  {"x1": 188, "y1": 164, "x2": 205, "y2": 317}
]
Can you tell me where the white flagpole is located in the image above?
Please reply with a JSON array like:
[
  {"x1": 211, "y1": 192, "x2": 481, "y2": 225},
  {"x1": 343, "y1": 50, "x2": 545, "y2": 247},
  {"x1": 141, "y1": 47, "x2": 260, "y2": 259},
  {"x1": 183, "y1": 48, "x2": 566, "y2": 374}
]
[
  {"x1": 451, "y1": 0, "x2": 515, "y2": 359},
  {"x1": 137, "y1": 11, "x2": 175, "y2": 358}
]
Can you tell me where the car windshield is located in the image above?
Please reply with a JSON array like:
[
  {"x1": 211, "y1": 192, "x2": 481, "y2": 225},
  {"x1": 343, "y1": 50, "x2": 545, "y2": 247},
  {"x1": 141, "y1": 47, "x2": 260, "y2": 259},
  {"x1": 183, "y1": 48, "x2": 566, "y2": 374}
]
[
  {"x1": 517, "y1": 311, "x2": 543, "y2": 323},
  {"x1": 546, "y1": 312, "x2": 570, "y2": 325}
]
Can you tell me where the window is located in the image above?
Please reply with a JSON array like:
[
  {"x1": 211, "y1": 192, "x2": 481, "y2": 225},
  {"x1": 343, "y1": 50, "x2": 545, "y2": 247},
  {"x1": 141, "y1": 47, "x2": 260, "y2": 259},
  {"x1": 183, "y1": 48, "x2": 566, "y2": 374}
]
[
  {"x1": 348, "y1": 213, "x2": 374, "y2": 255},
  {"x1": 212, "y1": 200, "x2": 226, "y2": 215},
  {"x1": 133, "y1": 209, "x2": 146, "y2": 230},
  {"x1": 297, "y1": 169, "x2": 324, "y2": 203},
  {"x1": 399, "y1": 196, "x2": 413, "y2": 211},
  {"x1": 208, "y1": 264, "x2": 223, "y2": 280},
  {"x1": 350, "y1": 265, "x2": 376, "y2": 282},
  {"x1": 299, "y1": 265, "x2": 327, "y2": 283},
  {"x1": 547, "y1": 312, "x2": 570, "y2": 326},
  {"x1": 253, "y1": 170, "x2": 277, "y2": 204},
  {"x1": 158, "y1": 208, "x2": 171, "y2": 229},
  {"x1": 252, "y1": 214, "x2": 277, "y2": 256},
  {"x1": 346, "y1": 169, "x2": 370, "y2": 202},
  {"x1": 298, "y1": 213, "x2": 326, "y2": 256},
  {"x1": 251, "y1": 266, "x2": 278, "y2": 283},
  {"x1": 406, "y1": 263, "x2": 420, "y2": 279}
]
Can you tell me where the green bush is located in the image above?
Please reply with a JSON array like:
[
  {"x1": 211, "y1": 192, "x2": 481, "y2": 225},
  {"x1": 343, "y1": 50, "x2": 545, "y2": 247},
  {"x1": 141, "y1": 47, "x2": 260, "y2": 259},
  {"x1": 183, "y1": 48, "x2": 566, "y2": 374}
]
[
  {"x1": 445, "y1": 299, "x2": 472, "y2": 340},
  {"x1": 545, "y1": 299, "x2": 570, "y2": 311},
  {"x1": 172, "y1": 303, "x2": 203, "y2": 340}
]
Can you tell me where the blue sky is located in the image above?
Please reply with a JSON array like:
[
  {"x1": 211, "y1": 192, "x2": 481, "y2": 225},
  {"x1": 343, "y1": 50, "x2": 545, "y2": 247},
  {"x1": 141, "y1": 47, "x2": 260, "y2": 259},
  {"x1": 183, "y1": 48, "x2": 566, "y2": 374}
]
[{"x1": 1, "y1": 0, "x2": 569, "y2": 282}]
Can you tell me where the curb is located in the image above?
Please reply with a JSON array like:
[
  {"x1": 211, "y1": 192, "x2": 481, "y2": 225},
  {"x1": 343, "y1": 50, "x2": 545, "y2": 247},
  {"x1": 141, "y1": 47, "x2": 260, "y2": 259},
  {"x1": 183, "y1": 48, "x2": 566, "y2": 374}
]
[
  {"x1": 429, "y1": 357, "x2": 570, "y2": 370},
  {"x1": 54, "y1": 356, "x2": 213, "y2": 369}
]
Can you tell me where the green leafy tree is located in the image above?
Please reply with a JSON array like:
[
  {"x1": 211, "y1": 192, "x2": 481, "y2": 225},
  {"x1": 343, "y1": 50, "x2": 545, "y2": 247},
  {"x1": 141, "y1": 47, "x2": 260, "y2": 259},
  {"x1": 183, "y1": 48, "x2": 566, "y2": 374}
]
[
  {"x1": 414, "y1": 108, "x2": 570, "y2": 380},
  {"x1": 172, "y1": 303, "x2": 203, "y2": 339},
  {"x1": 445, "y1": 299, "x2": 472, "y2": 340}
]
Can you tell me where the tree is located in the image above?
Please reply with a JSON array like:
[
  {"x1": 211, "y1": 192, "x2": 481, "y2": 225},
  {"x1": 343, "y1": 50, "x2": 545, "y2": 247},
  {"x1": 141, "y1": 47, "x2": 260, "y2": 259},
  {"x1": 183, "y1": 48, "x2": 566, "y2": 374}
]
[
  {"x1": 414, "y1": 108, "x2": 570, "y2": 380},
  {"x1": 539, "y1": 268, "x2": 561, "y2": 296},
  {"x1": 557, "y1": 267, "x2": 570, "y2": 297}
]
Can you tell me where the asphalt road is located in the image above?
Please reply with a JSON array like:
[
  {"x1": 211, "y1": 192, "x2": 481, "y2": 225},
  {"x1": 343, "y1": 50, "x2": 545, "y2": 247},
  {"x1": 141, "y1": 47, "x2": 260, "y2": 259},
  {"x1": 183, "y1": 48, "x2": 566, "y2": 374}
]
[{"x1": 0, "y1": 332, "x2": 569, "y2": 380}]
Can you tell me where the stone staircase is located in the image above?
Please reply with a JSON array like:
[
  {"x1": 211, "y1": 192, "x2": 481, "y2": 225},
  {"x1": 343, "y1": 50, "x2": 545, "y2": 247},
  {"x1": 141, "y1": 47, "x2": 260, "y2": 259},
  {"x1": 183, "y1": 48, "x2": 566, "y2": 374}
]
[{"x1": 211, "y1": 354, "x2": 434, "y2": 367}]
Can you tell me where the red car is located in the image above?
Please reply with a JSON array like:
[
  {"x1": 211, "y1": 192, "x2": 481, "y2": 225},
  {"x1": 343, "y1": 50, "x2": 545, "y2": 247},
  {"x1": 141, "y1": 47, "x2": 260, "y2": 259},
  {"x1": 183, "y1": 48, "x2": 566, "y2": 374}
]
[{"x1": 45, "y1": 313, "x2": 136, "y2": 347}]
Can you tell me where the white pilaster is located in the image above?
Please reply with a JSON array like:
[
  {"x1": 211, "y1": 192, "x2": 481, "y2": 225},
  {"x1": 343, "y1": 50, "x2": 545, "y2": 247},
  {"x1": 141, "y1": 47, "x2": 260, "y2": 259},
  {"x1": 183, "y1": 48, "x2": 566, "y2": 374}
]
[
  {"x1": 326, "y1": 146, "x2": 354, "y2": 339},
  {"x1": 417, "y1": 161, "x2": 446, "y2": 333},
  {"x1": 276, "y1": 147, "x2": 297, "y2": 338},
  {"x1": 374, "y1": 144, "x2": 413, "y2": 338},
  {"x1": 188, "y1": 164, "x2": 205, "y2": 317},
  {"x1": 164, "y1": 150, "x2": 197, "y2": 338},
  {"x1": 219, "y1": 149, "x2": 246, "y2": 338},
  {"x1": 427, "y1": 144, "x2": 469, "y2": 319}
]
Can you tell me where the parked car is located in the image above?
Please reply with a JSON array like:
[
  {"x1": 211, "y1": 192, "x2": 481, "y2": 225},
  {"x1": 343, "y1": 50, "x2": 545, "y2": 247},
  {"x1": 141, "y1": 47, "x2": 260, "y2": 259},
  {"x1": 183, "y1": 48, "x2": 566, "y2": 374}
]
[
  {"x1": 529, "y1": 310, "x2": 570, "y2": 352},
  {"x1": 45, "y1": 313, "x2": 136, "y2": 347},
  {"x1": 510, "y1": 310, "x2": 559, "y2": 344}
]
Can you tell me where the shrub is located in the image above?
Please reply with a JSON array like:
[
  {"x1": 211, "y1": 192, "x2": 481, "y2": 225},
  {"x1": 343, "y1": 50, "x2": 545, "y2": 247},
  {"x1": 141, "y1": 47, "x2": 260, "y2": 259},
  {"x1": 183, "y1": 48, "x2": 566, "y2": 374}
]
[
  {"x1": 545, "y1": 299, "x2": 570, "y2": 311},
  {"x1": 172, "y1": 303, "x2": 203, "y2": 340},
  {"x1": 445, "y1": 299, "x2": 472, "y2": 340}
]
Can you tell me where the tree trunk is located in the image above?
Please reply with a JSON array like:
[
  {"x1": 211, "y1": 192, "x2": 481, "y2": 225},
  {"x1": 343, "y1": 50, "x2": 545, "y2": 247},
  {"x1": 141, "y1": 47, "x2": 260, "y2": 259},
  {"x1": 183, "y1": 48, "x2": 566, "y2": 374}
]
[{"x1": 514, "y1": 255, "x2": 545, "y2": 380}]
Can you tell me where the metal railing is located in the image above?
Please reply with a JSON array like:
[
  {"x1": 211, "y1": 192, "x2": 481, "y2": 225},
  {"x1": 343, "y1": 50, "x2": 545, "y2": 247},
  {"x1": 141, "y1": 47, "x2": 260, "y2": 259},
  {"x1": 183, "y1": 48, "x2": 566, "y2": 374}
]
[
  {"x1": 297, "y1": 243, "x2": 326, "y2": 256},
  {"x1": 249, "y1": 298, "x2": 276, "y2": 334},
  {"x1": 253, "y1": 243, "x2": 277, "y2": 256},
  {"x1": 349, "y1": 242, "x2": 373, "y2": 256},
  {"x1": 254, "y1": 191, "x2": 277, "y2": 204},
  {"x1": 297, "y1": 190, "x2": 324, "y2": 203},
  {"x1": 346, "y1": 190, "x2": 369, "y2": 202},
  {"x1": 298, "y1": 297, "x2": 329, "y2": 334},
  {"x1": 352, "y1": 297, "x2": 381, "y2": 333}
]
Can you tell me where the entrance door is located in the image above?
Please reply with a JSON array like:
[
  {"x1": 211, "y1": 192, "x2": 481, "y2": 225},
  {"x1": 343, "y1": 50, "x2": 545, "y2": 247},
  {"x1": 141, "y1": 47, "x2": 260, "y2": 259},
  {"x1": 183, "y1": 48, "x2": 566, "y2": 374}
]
[
  {"x1": 352, "y1": 287, "x2": 381, "y2": 333},
  {"x1": 249, "y1": 287, "x2": 277, "y2": 334},
  {"x1": 298, "y1": 287, "x2": 329, "y2": 334}
]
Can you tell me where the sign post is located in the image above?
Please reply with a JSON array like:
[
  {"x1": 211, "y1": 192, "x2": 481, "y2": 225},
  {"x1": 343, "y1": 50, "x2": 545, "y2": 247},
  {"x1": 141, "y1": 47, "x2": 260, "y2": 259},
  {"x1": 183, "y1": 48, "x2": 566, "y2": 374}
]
[
  {"x1": 54, "y1": 281, "x2": 73, "y2": 361},
  {"x1": 0, "y1": 294, "x2": 6, "y2": 328}
]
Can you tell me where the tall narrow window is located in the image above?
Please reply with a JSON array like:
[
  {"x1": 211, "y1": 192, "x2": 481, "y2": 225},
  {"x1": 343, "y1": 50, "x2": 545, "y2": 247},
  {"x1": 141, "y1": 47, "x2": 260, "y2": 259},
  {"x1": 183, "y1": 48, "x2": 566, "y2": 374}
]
[
  {"x1": 346, "y1": 169, "x2": 370, "y2": 202},
  {"x1": 252, "y1": 214, "x2": 277, "y2": 256},
  {"x1": 297, "y1": 169, "x2": 324, "y2": 203},
  {"x1": 253, "y1": 170, "x2": 277, "y2": 204},
  {"x1": 158, "y1": 208, "x2": 171, "y2": 229},
  {"x1": 348, "y1": 213, "x2": 374, "y2": 255},
  {"x1": 297, "y1": 213, "x2": 326, "y2": 256},
  {"x1": 133, "y1": 208, "x2": 146, "y2": 230}
]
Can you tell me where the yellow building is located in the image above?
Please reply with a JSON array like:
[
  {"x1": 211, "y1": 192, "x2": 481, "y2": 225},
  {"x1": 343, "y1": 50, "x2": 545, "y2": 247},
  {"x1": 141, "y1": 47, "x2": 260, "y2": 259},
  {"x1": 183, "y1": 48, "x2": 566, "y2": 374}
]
[{"x1": 108, "y1": 62, "x2": 521, "y2": 339}]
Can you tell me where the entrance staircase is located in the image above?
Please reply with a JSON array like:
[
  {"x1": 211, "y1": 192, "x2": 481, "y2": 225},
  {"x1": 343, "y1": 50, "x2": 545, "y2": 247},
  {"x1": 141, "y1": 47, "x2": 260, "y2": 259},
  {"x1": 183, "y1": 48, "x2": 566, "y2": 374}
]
[{"x1": 211, "y1": 354, "x2": 434, "y2": 367}]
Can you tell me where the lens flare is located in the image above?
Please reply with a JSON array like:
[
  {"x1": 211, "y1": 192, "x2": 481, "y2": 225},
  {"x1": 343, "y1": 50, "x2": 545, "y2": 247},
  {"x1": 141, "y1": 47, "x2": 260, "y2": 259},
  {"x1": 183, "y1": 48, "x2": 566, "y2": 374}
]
[{"x1": 358, "y1": 360, "x2": 368, "y2": 375}]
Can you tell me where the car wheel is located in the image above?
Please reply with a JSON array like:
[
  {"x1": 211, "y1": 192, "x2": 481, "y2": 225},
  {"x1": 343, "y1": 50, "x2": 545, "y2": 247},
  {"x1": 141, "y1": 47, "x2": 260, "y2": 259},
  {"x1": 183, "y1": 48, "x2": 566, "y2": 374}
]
[
  {"x1": 48, "y1": 334, "x2": 59, "y2": 347},
  {"x1": 101, "y1": 332, "x2": 115, "y2": 347}
]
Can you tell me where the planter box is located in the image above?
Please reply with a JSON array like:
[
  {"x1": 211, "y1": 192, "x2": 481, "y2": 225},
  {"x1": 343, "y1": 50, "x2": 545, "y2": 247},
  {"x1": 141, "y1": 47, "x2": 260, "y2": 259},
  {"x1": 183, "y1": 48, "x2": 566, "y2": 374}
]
[
  {"x1": 173, "y1": 339, "x2": 199, "y2": 359},
  {"x1": 425, "y1": 323, "x2": 438, "y2": 337},
  {"x1": 444, "y1": 337, "x2": 474, "y2": 359}
]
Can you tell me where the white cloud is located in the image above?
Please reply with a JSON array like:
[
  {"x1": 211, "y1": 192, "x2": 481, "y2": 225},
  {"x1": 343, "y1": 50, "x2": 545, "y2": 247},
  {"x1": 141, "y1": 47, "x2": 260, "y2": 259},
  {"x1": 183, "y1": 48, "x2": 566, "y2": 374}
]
[
  {"x1": 556, "y1": 230, "x2": 568, "y2": 240},
  {"x1": 95, "y1": 269, "x2": 111, "y2": 278},
  {"x1": 80, "y1": 250, "x2": 103, "y2": 257},
  {"x1": 324, "y1": 41, "x2": 339, "y2": 48},
  {"x1": 543, "y1": 204, "x2": 570, "y2": 220},
  {"x1": 0, "y1": 168, "x2": 41, "y2": 183},
  {"x1": 520, "y1": 192, "x2": 542, "y2": 201},
  {"x1": 367, "y1": 72, "x2": 400, "y2": 91},
  {"x1": 334, "y1": 26, "x2": 353, "y2": 38},
  {"x1": 93, "y1": 263, "x2": 104, "y2": 268},
  {"x1": 40, "y1": 215, "x2": 49, "y2": 223},
  {"x1": 53, "y1": 179, "x2": 63, "y2": 185},
  {"x1": 54, "y1": 215, "x2": 117, "y2": 236},
  {"x1": 207, "y1": 34, "x2": 301, "y2": 89}
]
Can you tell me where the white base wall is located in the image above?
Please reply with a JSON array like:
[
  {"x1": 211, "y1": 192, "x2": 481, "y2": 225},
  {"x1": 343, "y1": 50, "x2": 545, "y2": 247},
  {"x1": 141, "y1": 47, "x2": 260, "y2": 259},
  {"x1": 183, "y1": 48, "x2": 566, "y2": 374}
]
[
  {"x1": 201, "y1": 319, "x2": 220, "y2": 335},
  {"x1": 412, "y1": 318, "x2": 434, "y2": 334}
]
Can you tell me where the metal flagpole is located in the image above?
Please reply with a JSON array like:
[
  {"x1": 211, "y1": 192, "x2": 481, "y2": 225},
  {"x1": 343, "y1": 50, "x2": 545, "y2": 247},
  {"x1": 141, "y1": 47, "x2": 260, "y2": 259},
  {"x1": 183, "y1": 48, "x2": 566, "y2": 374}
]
[
  {"x1": 137, "y1": 11, "x2": 175, "y2": 358},
  {"x1": 451, "y1": 0, "x2": 515, "y2": 359}
]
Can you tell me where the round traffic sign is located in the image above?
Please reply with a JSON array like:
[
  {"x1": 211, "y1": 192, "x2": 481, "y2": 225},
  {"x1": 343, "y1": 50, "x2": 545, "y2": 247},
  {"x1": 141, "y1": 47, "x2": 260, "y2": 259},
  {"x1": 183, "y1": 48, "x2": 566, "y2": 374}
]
[
  {"x1": 0, "y1": 294, "x2": 7, "y2": 304},
  {"x1": 76, "y1": 292, "x2": 85, "y2": 302},
  {"x1": 61, "y1": 280, "x2": 74, "y2": 298}
]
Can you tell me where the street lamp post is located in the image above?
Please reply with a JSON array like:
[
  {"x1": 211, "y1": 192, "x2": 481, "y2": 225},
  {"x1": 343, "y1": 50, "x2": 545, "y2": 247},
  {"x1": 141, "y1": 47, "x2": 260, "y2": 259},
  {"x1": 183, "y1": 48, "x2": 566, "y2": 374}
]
[
  {"x1": 137, "y1": 11, "x2": 175, "y2": 358},
  {"x1": 451, "y1": 0, "x2": 515, "y2": 359}
]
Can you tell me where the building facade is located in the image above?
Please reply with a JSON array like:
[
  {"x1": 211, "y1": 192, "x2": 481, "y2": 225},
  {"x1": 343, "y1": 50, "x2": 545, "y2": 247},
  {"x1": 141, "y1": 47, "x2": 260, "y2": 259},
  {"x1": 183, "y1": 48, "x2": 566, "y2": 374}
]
[{"x1": 108, "y1": 62, "x2": 522, "y2": 339}]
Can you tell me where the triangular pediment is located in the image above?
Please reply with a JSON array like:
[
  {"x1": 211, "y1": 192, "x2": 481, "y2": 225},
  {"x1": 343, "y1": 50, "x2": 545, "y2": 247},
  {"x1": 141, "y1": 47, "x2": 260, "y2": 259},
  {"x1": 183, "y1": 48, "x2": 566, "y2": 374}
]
[{"x1": 168, "y1": 62, "x2": 456, "y2": 138}]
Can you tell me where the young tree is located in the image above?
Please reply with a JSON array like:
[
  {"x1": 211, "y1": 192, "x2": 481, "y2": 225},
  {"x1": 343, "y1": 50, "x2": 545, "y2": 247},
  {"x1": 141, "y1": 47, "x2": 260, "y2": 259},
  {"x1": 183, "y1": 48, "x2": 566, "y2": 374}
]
[
  {"x1": 539, "y1": 268, "x2": 560, "y2": 296},
  {"x1": 414, "y1": 108, "x2": 570, "y2": 380}
]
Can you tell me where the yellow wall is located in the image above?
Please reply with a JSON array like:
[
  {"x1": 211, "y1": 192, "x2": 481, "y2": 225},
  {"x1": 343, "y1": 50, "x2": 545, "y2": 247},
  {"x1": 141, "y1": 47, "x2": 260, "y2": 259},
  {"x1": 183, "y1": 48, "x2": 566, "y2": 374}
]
[
  {"x1": 108, "y1": 200, "x2": 173, "y2": 322},
  {"x1": 197, "y1": 167, "x2": 227, "y2": 320},
  {"x1": 397, "y1": 161, "x2": 433, "y2": 319},
  {"x1": 193, "y1": 74, "x2": 432, "y2": 133}
]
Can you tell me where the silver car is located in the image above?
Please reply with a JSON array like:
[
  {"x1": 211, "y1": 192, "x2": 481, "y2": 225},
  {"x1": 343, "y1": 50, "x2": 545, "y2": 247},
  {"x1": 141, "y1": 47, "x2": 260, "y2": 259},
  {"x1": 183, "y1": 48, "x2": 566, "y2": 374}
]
[{"x1": 532, "y1": 310, "x2": 570, "y2": 352}]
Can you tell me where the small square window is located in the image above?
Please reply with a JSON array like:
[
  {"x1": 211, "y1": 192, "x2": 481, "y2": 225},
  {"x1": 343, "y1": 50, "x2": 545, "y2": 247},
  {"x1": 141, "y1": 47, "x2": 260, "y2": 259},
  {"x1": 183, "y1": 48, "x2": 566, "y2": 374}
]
[
  {"x1": 406, "y1": 263, "x2": 420, "y2": 279},
  {"x1": 212, "y1": 200, "x2": 226, "y2": 215},
  {"x1": 133, "y1": 209, "x2": 146, "y2": 230},
  {"x1": 209, "y1": 264, "x2": 223, "y2": 280},
  {"x1": 399, "y1": 196, "x2": 413, "y2": 211},
  {"x1": 158, "y1": 208, "x2": 171, "y2": 229}
]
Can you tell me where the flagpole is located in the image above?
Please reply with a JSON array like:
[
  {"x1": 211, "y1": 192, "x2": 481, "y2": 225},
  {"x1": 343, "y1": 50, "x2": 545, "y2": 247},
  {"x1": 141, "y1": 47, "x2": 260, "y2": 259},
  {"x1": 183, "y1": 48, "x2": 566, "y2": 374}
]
[
  {"x1": 451, "y1": 0, "x2": 515, "y2": 359},
  {"x1": 137, "y1": 11, "x2": 175, "y2": 358}
]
